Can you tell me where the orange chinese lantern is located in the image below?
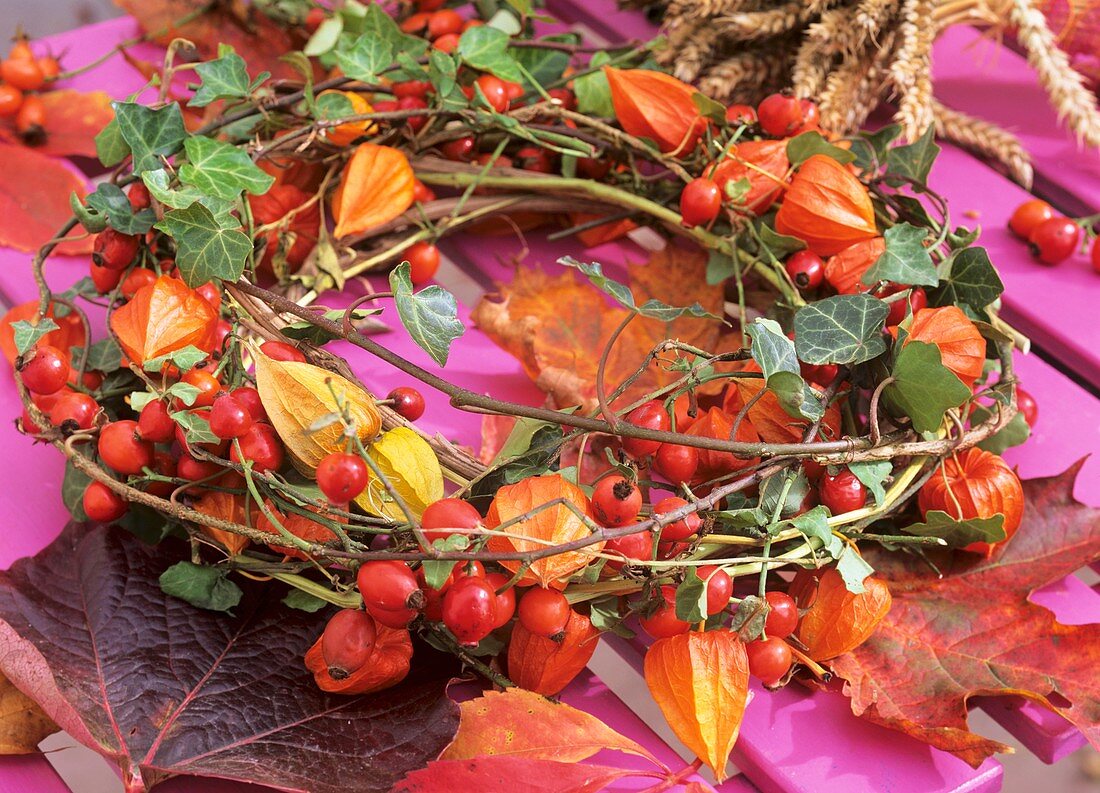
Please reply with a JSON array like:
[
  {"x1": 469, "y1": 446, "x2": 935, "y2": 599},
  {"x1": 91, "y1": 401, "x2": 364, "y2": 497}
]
[
  {"x1": 917, "y1": 447, "x2": 1024, "y2": 554},
  {"x1": 795, "y1": 568, "x2": 892, "y2": 660},
  {"x1": 305, "y1": 622, "x2": 413, "y2": 694},
  {"x1": 710, "y1": 140, "x2": 789, "y2": 215},
  {"x1": 109, "y1": 275, "x2": 218, "y2": 365},
  {"x1": 248, "y1": 184, "x2": 322, "y2": 273},
  {"x1": 899, "y1": 306, "x2": 986, "y2": 387},
  {"x1": 257, "y1": 500, "x2": 346, "y2": 561},
  {"x1": 603, "y1": 67, "x2": 707, "y2": 155},
  {"x1": 507, "y1": 609, "x2": 599, "y2": 695},
  {"x1": 824, "y1": 237, "x2": 886, "y2": 294},
  {"x1": 190, "y1": 489, "x2": 256, "y2": 556},
  {"x1": 775, "y1": 154, "x2": 877, "y2": 255},
  {"x1": 685, "y1": 407, "x2": 759, "y2": 482},
  {"x1": 320, "y1": 90, "x2": 376, "y2": 146},
  {"x1": 331, "y1": 144, "x2": 415, "y2": 238}
]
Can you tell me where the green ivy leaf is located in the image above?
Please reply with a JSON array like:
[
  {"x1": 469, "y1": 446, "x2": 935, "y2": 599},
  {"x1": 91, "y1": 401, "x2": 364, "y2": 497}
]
[
  {"x1": 421, "y1": 534, "x2": 470, "y2": 590},
  {"x1": 793, "y1": 294, "x2": 889, "y2": 365},
  {"x1": 861, "y1": 223, "x2": 937, "y2": 287},
  {"x1": 971, "y1": 405, "x2": 1031, "y2": 454},
  {"x1": 159, "y1": 561, "x2": 243, "y2": 612},
  {"x1": 10, "y1": 318, "x2": 60, "y2": 356},
  {"x1": 755, "y1": 222, "x2": 806, "y2": 258},
  {"x1": 883, "y1": 340, "x2": 971, "y2": 433},
  {"x1": 574, "y1": 51, "x2": 613, "y2": 117},
  {"x1": 512, "y1": 36, "x2": 573, "y2": 89},
  {"x1": 849, "y1": 124, "x2": 902, "y2": 173},
  {"x1": 282, "y1": 589, "x2": 329, "y2": 612},
  {"x1": 84, "y1": 337, "x2": 123, "y2": 373},
  {"x1": 588, "y1": 595, "x2": 634, "y2": 638},
  {"x1": 335, "y1": 28, "x2": 394, "y2": 83},
  {"x1": 143, "y1": 345, "x2": 210, "y2": 374},
  {"x1": 711, "y1": 506, "x2": 767, "y2": 531},
  {"x1": 457, "y1": 26, "x2": 523, "y2": 83},
  {"x1": 560, "y1": 258, "x2": 718, "y2": 320},
  {"x1": 789, "y1": 506, "x2": 842, "y2": 558},
  {"x1": 62, "y1": 458, "x2": 92, "y2": 521},
  {"x1": 746, "y1": 318, "x2": 825, "y2": 421},
  {"x1": 282, "y1": 308, "x2": 381, "y2": 346},
  {"x1": 836, "y1": 545, "x2": 874, "y2": 594},
  {"x1": 759, "y1": 471, "x2": 810, "y2": 523},
  {"x1": 932, "y1": 247, "x2": 1004, "y2": 310},
  {"x1": 786, "y1": 130, "x2": 856, "y2": 167},
  {"x1": 303, "y1": 15, "x2": 344, "y2": 57},
  {"x1": 389, "y1": 262, "x2": 464, "y2": 367},
  {"x1": 156, "y1": 203, "x2": 252, "y2": 287},
  {"x1": 94, "y1": 117, "x2": 129, "y2": 168},
  {"x1": 428, "y1": 49, "x2": 459, "y2": 100},
  {"x1": 692, "y1": 92, "x2": 727, "y2": 125},
  {"x1": 885, "y1": 125, "x2": 940, "y2": 185},
  {"x1": 189, "y1": 48, "x2": 252, "y2": 107},
  {"x1": 903, "y1": 510, "x2": 1006, "y2": 548},
  {"x1": 705, "y1": 250, "x2": 735, "y2": 285},
  {"x1": 170, "y1": 409, "x2": 220, "y2": 446},
  {"x1": 71, "y1": 192, "x2": 109, "y2": 233},
  {"x1": 142, "y1": 169, "x2": 235, "y2": 219},
  {"x1": 674, "y1": 568, "x2": 708, "y2": 623},
  {"x1": 179, "y1": 136, "x2": 275, "y2": 200},
  {"x1": 84, "y1": 183, "x2": 156, "y2": 235},
  {"x1": 113, "y1": 102, "x2": 187, "y2": 174},
  {"x1": 848, "y1": 460, "x2": 891, "y2": 506}
]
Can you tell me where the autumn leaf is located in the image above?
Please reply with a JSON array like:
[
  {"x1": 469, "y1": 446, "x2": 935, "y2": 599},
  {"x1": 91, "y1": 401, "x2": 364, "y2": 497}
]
[
  {"x1": 831, "y1": 460, "x2": 1100, "y2": 767},
  {"x1": 393, "y1": 757, "x2": 641, "y2": 793},
  {"x1": 0, "y1": 143, "x2": 91, "y2": 255},
  {"x1": 0, "y1": 671, "x2": 56, "y2": 755},
  {"x1": 21, "y1": 91, "x2": 113, "y2": 159},
  {"x1": 442, "y1": 687, "x2": 663, "y2": 767},
  {"x1": 644, "y1": 630, "x2": 749, "y2": 781},
  {"x1": 332, "y1": 144, "x2": 415, "y2": 238}
]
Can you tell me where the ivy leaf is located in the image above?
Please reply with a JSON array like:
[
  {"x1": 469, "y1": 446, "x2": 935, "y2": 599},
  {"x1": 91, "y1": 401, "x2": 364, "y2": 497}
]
[
  {"x1": 692, "y1": 92, "x2": 727, "y2": 125},
  {"x1": 786, "y1": 130, "x2": 856, "y2": 167},
  {"x1": 885, "y1": 125, "x2": 940, "y2": 185},
  {"x1": 84, "y1": 337, "x2": 123, "y2": 373},
  {"x1": 389, "y1": 263, "x2": 464, "y2": 367},
  {"x1": 335, "y1": 30, "x2": 394, "y2": 83},
  {"x1": 903, "y1": 510, "x2": 1006, "y2": 549},
  {"x1": 790, "y1": 506, "x2": 842, "y2": 558},
  {"x1": 861, "y1": 223, "x2": 937, "y2": 287},
  {"x1": 155, "y1": 203, "x2": 252, "y2": 287},
  {"x1": 179, "y1": 136, "x2": 274, "y2": 200},
  {"x1": 973, "y1": 408, "x2": 1031, "y2": 455},
  {"x1": 836, "y1": 546, "x2": 874, "y2": 594},
  {"x1": 746, "y1": 318, "x2": 824, "y2": 421},
  {"x1": 170, "y1": 409, "x2": 220, "y2": 446},
  {"x1": 793, "y1": 294, "x2": 889, "y2": 365},
  {"x1": 282, "y1": 589, "x2": 329, "y2": 613},
  {"x1": 84, "y1": 183, "x2": 156, "y2": 235},
  {"x1": 560, "y1": 257, "x2": 718, "y2": 320},
  {"x1": 303, "y1": 15, "x2": 344, "y2": 57},
  {"x1": 10, "y1": 318, "x2": 60, "y2": 356},
  {"x1": 511, "y1": 37, "x2": 572, "y2": 89},
  {"x1": 282, "y1": 308, "x2": 381, "y2": 346},
  {"x1": 574, "y1": 52, "x2": 613, "y2": 117},
  {"x1": 143, "y1": 345, "x2": 210, "y2": 374},
  {"x1": 674, "y1": 568, "x2": 708, "y2": 623},
  {"x1": 883, "y1": 341, "x2": 971, "y2": 433},
  {"x1": 932, "y1": 247, "x2": 1004, "y2": 310},
  {"x1": 141, "y1": 169, "x2": 235, "y2": 219},
  {"x1": 588, "y1": 595, "x2": 634, "y2": 638},
  {"x1": 112, "y1": 102, "x2": 187, "y2": 174},
  {"x1": 848, "y1": 460, "x2": 891, "y2": 506},
  {"x1": 759, "y1": 471, "x2": 811, "y2": 523},
  {"x1": 421, "y1": 535, "x2": 470, "y2": 590},
  {"x1": 755, "y1": 222, "x2": 806, "y2": 258},
  {"x1": 61, "y1": 459, "x2": 92, "y2": 522},
  {"x1": 428, "y1": 49, "x2": 459, "y2": 99},
  {"x1": 94, "y1": 118, "x2": 128, "y2": 167},
  {"x1": 457, "y1": 26, "x2": 523, "y2": 83},
  {"x1": 159, "y1": 562, "x2": 243, "y2": 613},
  {"x1": 849, "y1": 124, "x2": 902, "y2": 172},
  {"x1": 189, "y1": 48, "x2": 252, "y2": 107}
]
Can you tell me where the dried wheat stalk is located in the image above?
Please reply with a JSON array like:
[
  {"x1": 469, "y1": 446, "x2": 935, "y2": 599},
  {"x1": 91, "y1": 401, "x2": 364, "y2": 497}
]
[{"x1": 934, "y1": 100, "x2": 1035, "y2": 184}]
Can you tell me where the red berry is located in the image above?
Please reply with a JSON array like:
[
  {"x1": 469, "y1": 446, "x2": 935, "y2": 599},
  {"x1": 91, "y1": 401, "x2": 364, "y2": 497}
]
[
  {"x1": 819, "y1": 468, "x2": 867, "y2": 514},
  {"x1": 432, "y1": 32, "x2": 460, "y2": 52},
  {"x1": 1028, "y1": 217, "x2": 1081, "y2": 264},
  {"x1": 517, "y1": 586, "x2": 571, "y2": 638},
  {"x1": 92, "y1": 228, "x2": 140, "y2": 271},
  {"x1": 515, "y1": 146, "x2": 554, "y2": 174},
  {"x1": 1092, "y1": 236, "x2": 1100, "y2": 273},
  {"x1": 1016, "y1": 387, "x2": 1038, "y2": 428},
  {"x1": 654, "y1": 443, "x2": 699, "y2": 484},
  {"x1": 230, "y1": 422, "x2": 284, "y2": 473},
  {"x1": 120, "y1": 268, "x2": 157, "y2": 299},
  {"x1": 406, "y1": 241, "x2": 441, "y2": 285},
  {"x1": 316, "y1": 452, "x2": 369, "y2": 503},
  {"x1": 757, "y1": 93, "x2": 803, "y2": 137},
  {"x1": 181, "y1": 369, "x2": 221, "y2": 408},
  {"x1": 785, "y1": 250, "x2": 825, "y2": 291},
  {"x1": 393, "y1": 80, "x2": 432, "y2": 99},
  {"x1": 90, "y1": 261, "x2": 123, "y2": 293},
  {"x1": 698, "y1": 565, "x2": 732, "y2": 615},
  {"x1": 547, "y1": 87, "x2": 575, "y2": 109},
  {"x1": 679, "y1": 178, "x2": 722, "y2": 228},
  {"x1": 413, "y1": 180, "x2": 436, "y2": 203},
  {"x1": 358, "y1": 560, "x2": 422, "y2": 613},
  {"x1": 746, "y1": 636, "x2": 793, "y2": 685},
  {"x1": 450, "y1": 560, "x2": 486, "y2": 582},
  {"x1": 1, "y1": 57, "x2": 44, "y2": 91},
  {"x1": 421, "y1": 497, "x2": 482, "y2": 543},
  {"x1": 144, "y1": 451, "x2": 177, "y2": 498},
  {"x1": 576, "y1": 157, "x2": 611, "y2": 180},
  {"x1": 212, "y1": 320, "x2": 232, "y2": 355},
  {"x1": 388, "y1": 386, "x2": 425, "y2": 421},
  {"x1": 177, "y1": 454, "x2": 223, "y2": 481},
  {"x1": 591, "y1": 475, "x2": 642, "y2": 527},
  {"x1": 15, "y1": 93, "x2": 44, "y2": 137},
  {"x1": 639, "y1": 585, "x2": 690, "y2": 639},
  {"x1": 485, "y1": 572, "x2": 516, "y2": 629},
  {"x1": 762, "y1": 591, "x2": 799, "y2": 640},
  {"x1": 604, "y1": 530, "x2": 654, "y2": 570},
  {"x1": 443, "y1": 575, "x2": 497, "y2": 645},
  {"x1": 427, "y1": 9, "x2": 464, "y2": 38},
  {"x1": 209, "y1": 393, "x2": 253, "y2": 440},
  {"x1": 17, "y1": 344, "x2": 69, "y2": 395},
  {"x1": 473, "y1": 74, "x2": 509, "y2": 113},
  {"x1": 98, "y1": 420, "x2": 154, "y2": 475},
  {"x1": 195, "y1": 282, "x2": 221, "y2": 311},
  {"x1": 440, "y1": 135, "x2": 475, "y2": 161},
  {"x1": 653, "y1": 496, "x2": 702, "y2": 541},
  {"x1": 884, "y1": 285, "x2": 928, "y2": 326},
  {"x1": 725, "y1": 104, "x2": 756, "y2": 125},
  {"x1": 304, "y1": 6, "x2": 326, "y2": 33},
  {"x1": 0, "y1": 85, "x2": 23, "y2": 117},
  {"x1": 1008, "y1": 199, "x2": 1054, "y2": 239},
  {"x1": 801, "y1": 361, "x2": 839, "y2": 388},
  {"x1": 320, "y1": 609, "x2": 376, "y2": 679},
  {"x1": 797, "y1": 98, "x2": 820, "y2": 132},
  {"x1": 621, "y1": 400, "x2": 670, "y2": 458},
  {"x1": 127, "y1": 181, "x2": 151, "y2": 210},
  {"x1": 231, "y1": 386, "x2": 266, "y2": 422},
  {"x1": 48, "y1": 392, "x2": 98, "y2": 432},
  {"x1": 83, "y1": 481, "x2": 128, "y2": 522},
  {"x1": 371, "y1": 605, "x2": 419, "y2": 628},
  {"x1": 260, "y1": 340, "x2": 307, "y2": 363}
]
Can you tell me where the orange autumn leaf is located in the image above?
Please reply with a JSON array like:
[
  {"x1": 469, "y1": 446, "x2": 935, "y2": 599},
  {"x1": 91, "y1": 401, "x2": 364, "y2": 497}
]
[
  {"x1": 331, "y1": 144, "x2": 415, "y2": 238},
  {"x1": 898, "y1": 306, "x2": 986, "y2": 387},
  {"x1": 442, "y1": 687, "x2": 660, "y2": 765},
  {"x1": 710, "y1": 140, "x2": 790, "y2": 215},
  {"x1": 569, "y1": 212, "x2": 637, "y2": 248},
  {"x1": 256, "y1": 500, "x2": 346, "y2": 561},
  {"x1": 0, "y1": 301, "x2": 85, "y2": 366},
  {"x1": 603, "y1": 67, "x2": 707, "y2": 155},
  {"x1": 109, "y1": 275, "x2": 219, "y2": 365},
  {"x1": 0, "y1": 143, "x2": 91, "y2": 255},
  {"x1": 644, "y1": 631, "x2": 749, "y2": 781},
  {"x1": 775, "y1": 154, "x2": 877, "y2": 256},
  {"x1": 485, "y1": 474, "x2": 600, "y2": 587},
  {"x1": 723, "y1": 375, "x2": 842, "y2": 445},
  {"x1": 304, "y1": 622, "x2": 412, "y2": 695},
  {"x1": 34, "y1": 90, "x2": 114, "y2": 159},
  {"x1": 824, "y1": 237, "x2": 886, "y2": 294},
  {"x1": 190, "y1": 489, "x2": 256, "y2": 555},
  {"x1": 507, "y1": 609, "x2": 600, "y2": 695},
  {"x1": 917, "y1": 447, "x2": 1024, "y2": 554},
  {"x1": 685, "y1": 407, "x2": 760, "y2": 482},
  {"x1": 795, "y1": 568, "x2": 892, "y2": 661}
]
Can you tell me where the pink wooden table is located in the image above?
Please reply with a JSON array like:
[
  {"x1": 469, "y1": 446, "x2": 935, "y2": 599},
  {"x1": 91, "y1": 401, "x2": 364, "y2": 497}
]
[{"x1": 0, "y1": 7, "x2": 1097, "y2": 793}]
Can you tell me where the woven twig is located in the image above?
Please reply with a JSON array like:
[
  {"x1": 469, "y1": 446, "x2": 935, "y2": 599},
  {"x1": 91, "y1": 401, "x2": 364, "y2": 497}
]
[{"x1": 934, "y1": 100, "x2": 1035, "y2": 185}]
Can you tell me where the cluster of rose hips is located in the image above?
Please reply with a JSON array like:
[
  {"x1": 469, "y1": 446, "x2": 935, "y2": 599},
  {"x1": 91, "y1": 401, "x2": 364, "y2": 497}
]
[
  {"x1": 679, "y1": 92, "x2": 819, "y2": 228},
  {"x1": 1008, "y1": 198, "x2": 1099, "y2": 271},
  {"x1": 0, "y1": 35, "x2": 59, "y2": 143}
]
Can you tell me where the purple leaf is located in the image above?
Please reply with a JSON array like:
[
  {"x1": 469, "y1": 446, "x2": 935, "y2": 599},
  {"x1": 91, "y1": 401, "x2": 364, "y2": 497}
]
[{"x1": 0, "y1": 524, "x2": 459, "y2": 792}]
